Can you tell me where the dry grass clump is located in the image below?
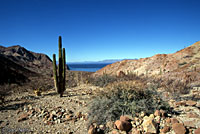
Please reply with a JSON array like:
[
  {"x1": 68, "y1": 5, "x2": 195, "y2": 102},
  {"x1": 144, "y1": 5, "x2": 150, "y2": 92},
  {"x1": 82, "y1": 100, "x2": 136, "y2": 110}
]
[
  {"x1": 87, "y1": 81, "x2": 170, "y2": 129},
  {"x1": 87, "y1": 74, "x2": 117, "y2": 87},
  {"x1": 88, "y1": 73, "x2": 145, "y2": 87}
]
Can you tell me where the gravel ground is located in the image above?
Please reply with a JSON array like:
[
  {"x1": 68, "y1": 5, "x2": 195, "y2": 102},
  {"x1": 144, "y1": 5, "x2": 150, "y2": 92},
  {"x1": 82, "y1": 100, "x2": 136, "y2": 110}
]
[{"x1": 0, "y1": 84, "x2": 102, "y2": 134}]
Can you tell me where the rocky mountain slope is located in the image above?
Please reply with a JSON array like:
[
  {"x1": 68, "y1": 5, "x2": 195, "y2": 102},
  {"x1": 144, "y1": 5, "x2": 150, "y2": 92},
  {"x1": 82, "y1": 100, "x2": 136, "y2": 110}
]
[
  {"x1": 94, "y1": 41, "x2": 200, "y2": 83},
  {"x1": 0, "y1": 54, "x2": 36, "y2": 84},
  {"x1": 0, "y1": 45, "x2": 52, "y2": 70},
  {"x1": 0, "y1": 45, "x2": 52, "y2": 84}
]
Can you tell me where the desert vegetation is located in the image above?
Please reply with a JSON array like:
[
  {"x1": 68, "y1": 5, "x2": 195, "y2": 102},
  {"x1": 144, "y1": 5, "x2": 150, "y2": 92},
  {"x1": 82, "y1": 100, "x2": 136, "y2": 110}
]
[{"x1": 1, "y1": 41, "x2": 200, "y2": 134}]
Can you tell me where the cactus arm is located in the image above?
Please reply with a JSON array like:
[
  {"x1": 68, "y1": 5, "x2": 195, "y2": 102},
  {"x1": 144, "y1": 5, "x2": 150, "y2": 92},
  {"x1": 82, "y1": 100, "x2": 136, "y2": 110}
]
[
  {"x1": 53, "y1": 54, "x2": 58, "y2": 92},
  {"x1": 62, "y1": 48, "x2": 66, "y2": 91}
]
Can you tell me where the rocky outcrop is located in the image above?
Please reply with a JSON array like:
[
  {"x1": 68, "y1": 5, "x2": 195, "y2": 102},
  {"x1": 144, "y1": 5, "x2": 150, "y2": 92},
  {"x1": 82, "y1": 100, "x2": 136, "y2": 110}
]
[
  {"x1": 0, "y1": 45, "x2": 52, "y2": 84},
  {"x1": 93, "y1": 41, "x2": 200, "y2": 84},
  {"x1": 0, "y1": 54, "x2": 35, "y2": 84},
  {"x1": 0, "y1": 45, "x2": 52, "y2": 70}
]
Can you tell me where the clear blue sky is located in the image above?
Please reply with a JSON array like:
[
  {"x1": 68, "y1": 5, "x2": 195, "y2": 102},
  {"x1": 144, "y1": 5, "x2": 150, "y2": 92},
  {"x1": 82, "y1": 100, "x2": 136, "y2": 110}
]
[{"x1": 0, "y1": 0, "x2": 200, "y2": 62}]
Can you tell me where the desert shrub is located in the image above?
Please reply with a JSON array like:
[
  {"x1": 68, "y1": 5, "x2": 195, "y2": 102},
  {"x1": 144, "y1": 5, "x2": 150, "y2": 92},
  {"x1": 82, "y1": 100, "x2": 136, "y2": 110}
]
[
  {"x1": 87, "y1": 74, "x2": 117, "y2": 87},
  {"x1": 161, "y1": 79, "x2": 190, "y2": 95},
  {"x1": 66, "y1": 71, "x2": 78, "y2": 88},
  {"x1": 118, "y1": 72, "x2": 143, "y2": 82},
  {"x1": 88, "y1": 73, "x2": 146, "y2": 87},
  {"x1": 87, "y1": 82, "x2": 170, "y2": 128},
  {"x1": 66, "y1": 71, "x2": 93, "y2": 88}
]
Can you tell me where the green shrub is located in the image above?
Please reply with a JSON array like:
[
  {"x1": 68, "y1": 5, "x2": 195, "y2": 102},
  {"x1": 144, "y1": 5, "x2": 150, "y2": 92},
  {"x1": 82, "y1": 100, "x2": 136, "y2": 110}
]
[{"x1": 87, "y1": 82, "x2": 170, "y2": 128}]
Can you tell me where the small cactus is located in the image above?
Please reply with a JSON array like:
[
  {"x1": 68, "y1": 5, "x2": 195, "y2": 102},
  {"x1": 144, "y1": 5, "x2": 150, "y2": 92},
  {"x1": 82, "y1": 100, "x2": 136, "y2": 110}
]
[{"x1": 53, "y1": 36, "x2": 66, "y2": 97}]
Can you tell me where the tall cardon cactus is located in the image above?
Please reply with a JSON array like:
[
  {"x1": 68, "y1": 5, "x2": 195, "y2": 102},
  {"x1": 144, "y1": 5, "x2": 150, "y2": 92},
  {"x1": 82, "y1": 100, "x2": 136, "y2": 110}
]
[{"x1": 53, "y1": 36, "x2": 66, "y2": 97}]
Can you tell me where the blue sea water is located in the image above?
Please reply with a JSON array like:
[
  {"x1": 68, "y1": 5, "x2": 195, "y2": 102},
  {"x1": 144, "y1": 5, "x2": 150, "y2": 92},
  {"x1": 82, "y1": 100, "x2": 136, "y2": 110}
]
[{"x1": 68, "y1": 63, "x2": 111, "y2": 72}]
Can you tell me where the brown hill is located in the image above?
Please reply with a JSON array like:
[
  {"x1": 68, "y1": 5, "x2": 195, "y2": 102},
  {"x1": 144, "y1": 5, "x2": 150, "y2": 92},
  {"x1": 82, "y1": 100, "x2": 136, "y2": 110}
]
[
  {"x1": 0, "y1": 45, "x2": 52, "y2": 84},
  {"x1": 0, "y1": 54, "x2": 36, "y2": 84},
  {"x1": 0, "y1": 45, "x2": 52, "y2": 71},
  {"x1": 94, "y1": 41, "x2": 200, "y2": 84}
]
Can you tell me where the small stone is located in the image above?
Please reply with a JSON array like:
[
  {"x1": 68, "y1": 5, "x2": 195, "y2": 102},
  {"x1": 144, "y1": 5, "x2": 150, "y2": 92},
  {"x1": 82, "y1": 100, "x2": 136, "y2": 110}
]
[
  {"x1": 61, "y1": 109, "x2": 65, "y2": 113},
  {"x1": 131, "y1": 128, "x2": 141, "y2": 134},
  {"x1": 35, "y1": 107, "x2": 41, "y2": 113},
  {"x1": 112, "y1": 129, "x2": 126, "y2": 134},
  {"x1": 57, "y1": 119, "x2": 61, "y2": 124},
  {"x1": 176, "y1": 101, "x2": 186, "y2": 106},
  {"x1": 88, "y1": 125, "x2": 98, "y2": 134},
  {"x1": 154, "y1": 110, "x2": 161, "y2": 116},
  {"x1": 186, "y1": 100, "x2": 197, "y2": 106},
  {"x1": 65, "y1": 114, "x2": 73, "y2": 121},
  {"x1": 194, "y1": 128, "x2": 200, "y2": 134},
  {"x1": 149, "y1": 114, "x2": 155, "y2": 119},
  {"x1": 140, "y1": 111, "x2": 145, "y2": 117},
  {"x1": 28, "y1": 104, "x2": 33, "y2": 110},
  {"x1": 46, "y1": 121, "x2": 53, "y2": 125},
  {"x1": 142, "y1": 117, "x2": 158, "y2": 133},
  {"x1": 75, "y1": 112, "x2": 82, "y2": 118},
  {"x1": 172, "y1": 123, "x2": 186, "y2": 134},
  {"x1": 160, "y1": 126, "x2": 170, "y2": 133},
  {"x1": 106, "y1": 121, "x2": 114, "y2": 129},
  {"x1": 120, "y1": 115, "x2": 133, "y2": 122},
  {"x1": 196, "y1": 102, "x2": 200, "y2": 108},
  {"x1": 165, "y1": 118, "x2": 171, "y2": 124},
  {"x1": 115, "y1": 120, "x2": 132, "y2": 132},
  {"x1": 52, "y1": 111, "x2": 56, "y2": 115},
  {"x1": 155, "y1": 116, "x2": 161, "y2": 124},
  {"x1": 160, "y1": 110, "x2": 166, "y2": 117},
  {"x1": 171, "y1": 118, "x2": 179, "y2": 124},
  {"x1": 17, "y1": 113, "x2": 29, "y2": 122},
  {"x1": 187, "y1": 112, "x2": 199, "y2": 118},
  {"x1": 99, "y1": 124, "x2": 105, "y2": 130},
  {"x1": 16, "y1": 110, "x2": 21, "y2": 114},
  {"x1": 183, "y1": 120, "x2": 196, "y2": 128}
]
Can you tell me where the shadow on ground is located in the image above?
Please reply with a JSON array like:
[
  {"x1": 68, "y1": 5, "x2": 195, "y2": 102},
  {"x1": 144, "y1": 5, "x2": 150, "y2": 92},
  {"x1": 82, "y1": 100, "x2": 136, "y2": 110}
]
[{"x1": 0, "y1": 101, "x2": 33, "y2": 111}]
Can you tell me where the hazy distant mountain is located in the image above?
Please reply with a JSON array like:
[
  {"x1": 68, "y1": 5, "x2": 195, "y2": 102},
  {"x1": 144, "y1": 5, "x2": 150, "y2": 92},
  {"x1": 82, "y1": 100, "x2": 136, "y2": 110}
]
[{"x1": 67, "y1": 59, "x2": 135, "y2": 64}]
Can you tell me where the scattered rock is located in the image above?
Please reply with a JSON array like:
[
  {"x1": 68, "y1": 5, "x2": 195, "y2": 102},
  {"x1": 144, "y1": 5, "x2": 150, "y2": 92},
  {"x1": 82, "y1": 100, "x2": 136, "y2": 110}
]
[
  {"x1": 171, "y1": 118, "x2": 179, "y2": 124},
  {"x1": 165, "y1": 118, "x2": 171, "y2": 124},
  {"x1": 154, "y1": 110, "x2": 161, "y2": 117},
  {"x1": 17, "y1": 113, "x2": 29, "y2": 122},
  {"x1": 176, "y1": 101, "x2": 186, "y2": 106},
  {"x1": 114, "y1": 120, "x2": 132, "y2": 132},
  {"x1": 187, "y1": 112, "x2": 199, "y2": 118},
  {"x1": 160, "y1": 125, "x2": 170, "y2": 133},
  {"x1": 183, "y1": 120, "x2": 197, "y2": 128},
  {"x1": 131, "y1": 128, "x2": 141, "y2": 134},
  {"x1": 194, "y1": 128, "x2": 200, "y2": 134},
  {"x1": 119, "y1": 115, "x2": 133, "y2": 122},
  {"x1": 106, "y1": 121, "x2": 115, "y2": 129},
  {"x1": 186, "y1": 100, "x2": 197, "y2": 106},
  {"x1": 142, "y1": 116, "x2": 158, "y2": 133},
  {"x1": 172, "y1": 123, "x2": 186, "y2": 134}
]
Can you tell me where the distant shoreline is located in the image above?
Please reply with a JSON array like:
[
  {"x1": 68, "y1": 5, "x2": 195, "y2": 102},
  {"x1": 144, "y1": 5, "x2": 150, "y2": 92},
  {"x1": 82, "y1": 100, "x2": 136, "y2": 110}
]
[{"x1": 67, "y1": 63, "x2": 112, "y2": 72}]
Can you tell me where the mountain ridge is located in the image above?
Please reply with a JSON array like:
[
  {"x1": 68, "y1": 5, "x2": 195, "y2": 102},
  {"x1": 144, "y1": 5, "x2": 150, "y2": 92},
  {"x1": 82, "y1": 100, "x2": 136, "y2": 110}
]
[
  {"x1": 0, "y1": 45, "x2": 52, "y2": 84},
  {"x1": 93, "y1": 41, "x2": 200, "y2": 85}
]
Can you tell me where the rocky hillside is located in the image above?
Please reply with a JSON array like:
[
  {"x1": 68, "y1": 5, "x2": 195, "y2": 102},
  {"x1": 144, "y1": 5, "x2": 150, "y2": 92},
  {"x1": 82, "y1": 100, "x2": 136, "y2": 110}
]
[
  {"x1": 0, "y1": 45, "x2": 52, "y2": 71},
  {"x1": 0, "y1": 45, "x2": 52, "y2": 84},
  {"x1": 0, "y1": 54, "x2": 36, "y2": 84},
  {"x1": 94, "y1": 41, "x2": 200, "y2": 83}
]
